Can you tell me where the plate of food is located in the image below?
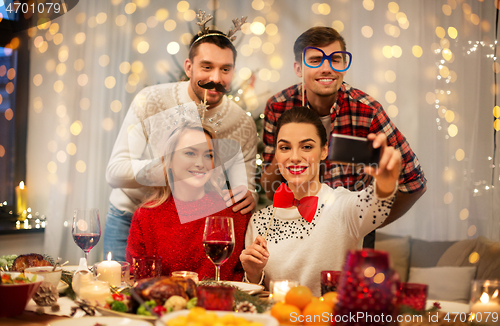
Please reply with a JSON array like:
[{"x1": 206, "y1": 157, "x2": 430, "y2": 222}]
[
  {"x1": 156, "y1": 308, "x2": 279, "y2": 326},
  {"x1": 224, "y1": 281, "x2": 264, "y2": 295},
  {"x1": 49, "y1": 316, "x2": 151, "y2": 326},
  {"x1": 96, "y1": 276, "x2": 198, "y2": 321}
]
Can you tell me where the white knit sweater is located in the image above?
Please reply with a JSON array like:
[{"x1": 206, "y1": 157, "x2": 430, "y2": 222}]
[
  {"x1": 106, "y1": 81, "x2": 258, "y2": 213},
  {"x1": 245, "y1": 183, "x2": 396, "y2": 296}
]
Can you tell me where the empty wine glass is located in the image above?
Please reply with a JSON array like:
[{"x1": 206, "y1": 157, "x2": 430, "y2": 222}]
[
  {"x1": 72, "y1": 209, "x2": 101, "y2": 262},
  {"x1": 202, "y1": 216, "x2": 235, "y2": 282}
]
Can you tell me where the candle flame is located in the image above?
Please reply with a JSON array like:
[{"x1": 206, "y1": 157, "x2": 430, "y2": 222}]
[
  {"x1": 493, "y1": 289, "x2": 499, "y2": 299},
  {"x1": 107, "y1": 252, "x2": 112, "y2": 261},
  {"x1": 20, "y1": 181, "x2": 25, "y2": 189},
  {"x1": 480, "y1": 292, "x2": 490, "y2": 304}
]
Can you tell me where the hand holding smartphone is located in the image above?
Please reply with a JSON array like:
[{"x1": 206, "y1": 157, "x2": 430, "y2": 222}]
[{"x1": 328, "y1": 134, "x2": 381, "y2": 165}]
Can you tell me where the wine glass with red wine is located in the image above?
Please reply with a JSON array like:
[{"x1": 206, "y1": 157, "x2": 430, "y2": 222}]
[
  {"x1": 72, "y1": 209, "x2": 101, "y2": 262},
  {"x1": 202, "y1": 216, "x2": 235, "y2": 282}
]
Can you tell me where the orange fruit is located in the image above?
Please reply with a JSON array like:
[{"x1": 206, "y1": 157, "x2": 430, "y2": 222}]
[
  {"x1": 302, "y1": 301, "x2": 333, "y2": 325},
  {"x1": 285, "y1": 286, "x2": 313, "y2": 310},
  {"x1": 270, "y1": 302, "x2": 302, "y2": 325},
  {"x1": 320, "y1": 291, "x2": 338, "y2": 309}
]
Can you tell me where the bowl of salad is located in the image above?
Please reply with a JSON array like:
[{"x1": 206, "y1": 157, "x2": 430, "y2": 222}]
[{"x1": 0, "y1": 272, "x2": 44, "y2": 317}]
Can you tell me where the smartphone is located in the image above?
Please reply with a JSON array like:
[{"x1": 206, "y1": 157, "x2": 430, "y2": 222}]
[{"x1": 328, "y1": 134, "x2": 381, "y2": 165}]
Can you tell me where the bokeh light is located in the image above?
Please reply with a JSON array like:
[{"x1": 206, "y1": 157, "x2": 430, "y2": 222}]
[
  {"x1": 66, "y1": 143, "x2": 77, "y2": 155},
  {"x1": 125, "y1": 3, "x2": 137, "y2": 14},
  {"x1": 385, "y1": 91, "x2": 397, "y2": 103},
  {"x1": 443, "y1": 192, "x2": 453, "y2": 204},
  {"x1": 70, "y1": 121, "x2": 83, "y2": 136},
  {"x1": 239, "y1": 67, "x2": 252, "y2": 80},
  {"x1": 435, "y1": 26, "x2": 445, "y2": 38},
  {"x1": 147, "y1": 16, "x2": 158, "y2": 28},
  {"x1": 47, "y1": 161, "x2": 57, "y2": 174},
  {"x1": 412, "y1": 45, "x2": 423, "y2": 58},
  {"x1": 111, "y1": 100, "x2": 122, "y2": 113},
  {"x1": 76, "y1": 161, "x2": 87, "y2": 173},
  {"x1": 80, "y1": 98, "x2": 90, "y2": 110},
  {"x1": 99, "y1": 55, "x2": 110, "y2": 67},
  {"x1": 56, "y1": 104, "x2": 66, "y2": 117},
  {"x1": 167, "y1": 42, "x2": 180, "y2": 54},
  {"x1": 156, "y1": 8, "x2": 169, "y2": 21},
  {"x1": 361, "y1": 26, "x2": 373, "y2": 38},
  {"x1": 4, "y1": 108, "x2": 13, "y2": 121},
  {"x1": 469, "y1": 252, "x2": 479, "y2": 264},
  {"x1": 387, "y1": 105, "x2": 398, "y2": 117},
  {"x1": 250, "y1": 22, "x2": 265, "y2": 35},
  {"x1": 116, "y1": 15, "x2": 127, "y2": 26},
  {"x1": 262, "y1": 42, "x2": 275, "y2": 54},
  {"x1": 136, "y1": 23, "x2": 147, "y2": 34},
  {"x1": 120, "y1": 62, "x2": 131, "y2": 74},
  {"x1": 385, "y1": 70, "x2": 396, "y2": 83},
  {"x1": 459, "y1": 208, "x2": 469, "y2": 220},
  {"x1": 363, "y1": 0, "x2": 374, "y2": 11},
  {"x1": 74, "y1": 59, "x2": 85, "y2": 71},
  {"x1": 105, "y1": 76, "x2": 116, "y2": 89},
  {"x1": 77, "y1": 74, "x2": 88, "y2": 86},
  {"x1": 75, "y1": 32, "x2": 86, "y2": 44},
  {"x1": 388, "y1": 2, "x2": 399, "y2": 13},
  {"x1": 102, "y1": 118, "x2": 114, "y2": 131},
  {"x1": 33, "y1": 74, "x2": 43, "y2": 86},
  {"x1": 137, "y1": 41, "x2": 150, "y2": 53},
  {"x1": 448, "y1": 124, "x2": 458, "y2": 137},
  {"x1": 332, "y1": 20, "x2": 344, "y2": 32},
  {"x1": 455, "y1": 149, "x2": 465, "y2": 161},
  {"x1": 164, "y1": 19, "x2": 176, "y2": 31},
  {"x1": 54, "y1": 80, "x2": 64, "y2": 93}
]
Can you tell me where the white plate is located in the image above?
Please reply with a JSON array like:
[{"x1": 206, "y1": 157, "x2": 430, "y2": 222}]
[
  {"x1": 49, "y1": 316, "x2": 151, "y2": 326},
  {"x1": 157, "y1": 310, "x2": 278, "y2": 326},
  {"x1": 225, "y1": 281, "x2": 264, "y2": 295},
  {"x1": 57, "y1": 281, "x2": 69, "y2": 293},
  {"x1": 426, "y1": 300, "x2": 470, "y2": 313},
  {"x1": 95, "y1": 306, "x2": 157, "y2": 322}
]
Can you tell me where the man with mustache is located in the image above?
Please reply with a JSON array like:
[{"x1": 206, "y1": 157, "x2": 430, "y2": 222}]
[
  {"x1": 260, "y1": 27, "x2": 426, "y2": 248},
  {"x1": 104, "y1": 28, "x2": 258, "y2": 261}
]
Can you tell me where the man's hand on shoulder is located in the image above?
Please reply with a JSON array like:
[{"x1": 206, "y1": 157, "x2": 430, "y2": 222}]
[{"x1": 222, "y1": 185, "x2": 256, "y2": 215}]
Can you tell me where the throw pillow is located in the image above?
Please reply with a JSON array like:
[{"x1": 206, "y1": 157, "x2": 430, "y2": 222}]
[
  {"x1": 408, "y1": 266, "x2": 477, "y2": 303},
  {"x1": 375, "y1": 236, "x2": 411, "y2": 282}
]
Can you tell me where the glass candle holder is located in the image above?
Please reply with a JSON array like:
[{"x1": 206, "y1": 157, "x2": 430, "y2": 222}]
[
  {"x1": 398, "y1": 283, "x2": 428, "y2": 311},
  {"x1": 270, "y1": 280, "x2": 299, "y2": 302},
  {"x1": 196, "y1": 285, "x2": 234, "y2": 311},
  {"x1": 335, "y1": 249, "x2": 399, "y2": 326},
  {"x1": 78, "y1": 280, "x2": 110, "y2": 306},
  {"x1": 320, "y1": 271, "x2": 342, "y2": 295},
  {"x1": 132, "y1": 256, "x2": 162, "y2": 281},
  {"x1": 470, "y1": 280, "x2": 500, "y2": 326},
  {"x1": 172, "y1": 271, "x2": 199, "y2": 284}
]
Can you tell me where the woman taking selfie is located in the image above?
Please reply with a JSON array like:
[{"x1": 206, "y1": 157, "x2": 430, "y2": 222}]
[{"x1": 240, "y1": 106, "x2": 402, "y2": 295}]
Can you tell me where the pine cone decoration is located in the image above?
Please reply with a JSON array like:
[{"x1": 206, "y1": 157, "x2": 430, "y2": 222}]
[
  {"x1": 33, "y1": 282, "x2": 59, "y2": 306},
  {"x1": 235, "y1": 301, "x2": 257, "y2": 313}
]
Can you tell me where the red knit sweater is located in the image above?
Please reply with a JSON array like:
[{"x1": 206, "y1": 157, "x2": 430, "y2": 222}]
[{"x1": 126, "y1": 192, "x2": 251, "y2": 281}]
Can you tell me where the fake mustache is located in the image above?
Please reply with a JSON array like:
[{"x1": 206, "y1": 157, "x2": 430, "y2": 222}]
[{"x1": 197, "y1": 80, "x2": 231, "y2": 94}]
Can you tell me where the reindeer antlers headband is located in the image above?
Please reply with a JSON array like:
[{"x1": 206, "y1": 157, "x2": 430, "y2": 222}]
[{"x1": 192, "y1": 10, "x2": 247, "y2": 46}]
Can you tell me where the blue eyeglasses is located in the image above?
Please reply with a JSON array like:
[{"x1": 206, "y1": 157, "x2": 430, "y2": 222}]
[{"x1": 302, "y1": 46, "x2": 352, "y2": 72}]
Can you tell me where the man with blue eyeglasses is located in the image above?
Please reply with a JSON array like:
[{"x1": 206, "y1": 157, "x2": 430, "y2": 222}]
[{"x1": 260, "y1": 27, "x2": 427, "y2": 248}]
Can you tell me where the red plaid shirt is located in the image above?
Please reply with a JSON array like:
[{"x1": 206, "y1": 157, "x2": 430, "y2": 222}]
[{"x1": 263, "y1": 82, "x2": 426, "y2": 193}]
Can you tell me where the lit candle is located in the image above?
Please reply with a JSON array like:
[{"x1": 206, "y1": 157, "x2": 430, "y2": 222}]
[
  {"x1": 271, "y1": 280, "x2": 298, "y2": 302},
  {"x1": 96, "y1": 252, "x2": 121, "y2": 287},
  {"x1": 79, "y1": 281, "x2": 110, "y2": 306},
  {"x1": 471, "y1": 292, "x2": 500, "y2": 326},
  {"x1": 15, "y1": 181, "x2": 27, "y2": 220},
  {"x1": 172, "y1": 271, "x2": 199, "y2": 284}
]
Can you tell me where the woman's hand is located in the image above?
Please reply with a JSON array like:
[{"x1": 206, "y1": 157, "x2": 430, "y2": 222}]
[
  {"x1": 364, "y1": 133, "x2": 402, "y2": 198},
  {"x1": 240, "y1": 235, "x2": 269, "y2": 283}
]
